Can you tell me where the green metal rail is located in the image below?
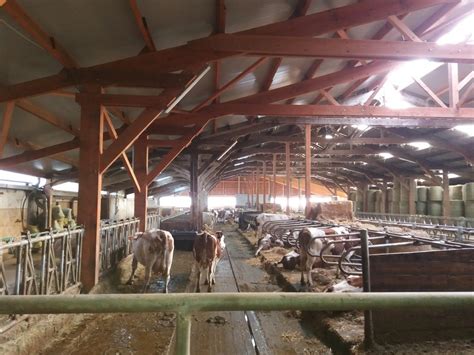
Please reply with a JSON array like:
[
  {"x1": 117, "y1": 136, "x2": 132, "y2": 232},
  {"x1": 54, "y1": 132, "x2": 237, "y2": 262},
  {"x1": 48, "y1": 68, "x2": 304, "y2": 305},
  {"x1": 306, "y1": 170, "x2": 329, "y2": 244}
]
[{"x1": 1, "y1": 292, "x2": 473, "y2": 354}]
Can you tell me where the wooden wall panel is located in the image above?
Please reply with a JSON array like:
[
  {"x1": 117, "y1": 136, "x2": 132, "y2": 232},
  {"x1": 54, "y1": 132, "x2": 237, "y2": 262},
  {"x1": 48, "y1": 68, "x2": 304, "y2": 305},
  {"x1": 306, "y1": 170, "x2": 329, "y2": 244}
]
[{"x1": 370, "y1": 249, "x2": 474, "y2": 343}]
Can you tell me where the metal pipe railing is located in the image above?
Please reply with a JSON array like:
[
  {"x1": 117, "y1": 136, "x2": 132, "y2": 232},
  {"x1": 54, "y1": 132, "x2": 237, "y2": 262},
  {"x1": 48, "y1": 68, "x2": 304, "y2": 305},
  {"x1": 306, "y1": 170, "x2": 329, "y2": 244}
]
[{"x1": 0, "y1": 293, "x2": 473, "y2": 355}]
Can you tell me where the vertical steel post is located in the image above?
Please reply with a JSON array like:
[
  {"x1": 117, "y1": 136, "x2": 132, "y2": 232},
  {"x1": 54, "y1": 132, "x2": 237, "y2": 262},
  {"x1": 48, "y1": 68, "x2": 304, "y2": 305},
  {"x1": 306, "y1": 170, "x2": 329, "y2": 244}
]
[
  {"x1": 175, "y1": 312, "x2": 191, "y2": 355},
  {"x1": 262, "y1": 161, "x2": 266, "y2": 207},
  {"x1": 256, "y1": 166, "x2": 260, "y2": 210},
  {"x1": 190, "y1": 148, "x2": 200, "y2": 231},
  {"x1": 361, "y1": 229, "x2": 374, "y2": 347},
  {"x1": 272, "y1": 154, "x2": 277, "y2": 212},
  {"x1": 443, "y1": 170, "x2": 451, "y2": 221}
]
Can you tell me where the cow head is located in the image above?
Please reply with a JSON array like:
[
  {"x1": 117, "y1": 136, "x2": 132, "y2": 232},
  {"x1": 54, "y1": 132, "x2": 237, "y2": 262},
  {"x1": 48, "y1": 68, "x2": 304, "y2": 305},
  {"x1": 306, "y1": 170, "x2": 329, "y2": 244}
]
[{"x1": 215, "y1": 231, "x2": 224, "y2": 240}]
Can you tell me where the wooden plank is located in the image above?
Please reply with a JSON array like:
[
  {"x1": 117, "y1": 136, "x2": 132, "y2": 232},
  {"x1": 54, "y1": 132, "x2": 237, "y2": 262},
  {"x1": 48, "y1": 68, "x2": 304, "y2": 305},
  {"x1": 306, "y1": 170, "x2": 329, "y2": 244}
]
[
  {"x1": 128, "y1": 0, "x2": 156, "y2": 51},
  {"x1": 76, "y1": 92, "x2": 180, "y2": 108},
  {"x1": 2, "y1": 0, "x2": 77, "y2": 68},
  {"x1": 370, "y1": 249, "x2": 474, "y2": 343},
  {"x1": 194, "y1": 35, "x2": 474, "y2": 63},
  {"x1": 320, "y1": 89, "x2": 339, "y2": 105},
  {"x1": 0, "y1": 102, "x2": 15, "y2": 157},
  {"x1": 77, "y1": 85, "x2": 103, "y2": 292}
]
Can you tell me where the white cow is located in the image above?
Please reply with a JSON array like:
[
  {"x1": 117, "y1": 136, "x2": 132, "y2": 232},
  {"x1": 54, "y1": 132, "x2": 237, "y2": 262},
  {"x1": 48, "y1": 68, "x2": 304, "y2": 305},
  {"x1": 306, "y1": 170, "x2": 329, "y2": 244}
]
[
  {"x1": 127, "y1": 229, "x2": 174, "y2": 293},
  {"x1": 326, "y1": 276, "x2": 363, "y2": 293}
]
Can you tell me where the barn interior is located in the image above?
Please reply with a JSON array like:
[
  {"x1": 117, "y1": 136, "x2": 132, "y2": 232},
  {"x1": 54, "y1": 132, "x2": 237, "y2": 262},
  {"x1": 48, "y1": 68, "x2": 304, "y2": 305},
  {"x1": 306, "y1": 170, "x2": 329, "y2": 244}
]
[{"x1": 0, "y1": 0, "x2": 473, "y2": 353}]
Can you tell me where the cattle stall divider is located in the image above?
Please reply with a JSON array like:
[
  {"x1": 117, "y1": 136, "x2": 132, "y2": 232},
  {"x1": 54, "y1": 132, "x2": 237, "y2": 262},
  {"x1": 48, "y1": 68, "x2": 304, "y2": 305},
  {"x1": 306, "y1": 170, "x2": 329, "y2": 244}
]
[{"x1": 0, "y1": 292, "x2": 473, "y2": 355}]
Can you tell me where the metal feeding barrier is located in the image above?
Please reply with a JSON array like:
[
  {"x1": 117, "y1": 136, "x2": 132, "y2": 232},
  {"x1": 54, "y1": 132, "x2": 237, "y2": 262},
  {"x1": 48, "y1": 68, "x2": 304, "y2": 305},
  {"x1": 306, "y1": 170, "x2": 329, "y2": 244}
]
[
  {"x1": 0, "y1": 217, "x2": 141, "y2": 296},
  {"x1": 356, "y1": 212, "x2": 474, "y2": 241},
  {"x1": 0, "y1": 292, "x2": 472, "y2": 355}
]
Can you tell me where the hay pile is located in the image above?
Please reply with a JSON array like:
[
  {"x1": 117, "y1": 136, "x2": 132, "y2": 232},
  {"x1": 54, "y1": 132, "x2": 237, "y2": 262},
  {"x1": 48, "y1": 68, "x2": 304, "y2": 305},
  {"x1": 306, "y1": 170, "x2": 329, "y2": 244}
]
[{"x1": 306, "y1": 201, "x2": 354, "y2": 221}]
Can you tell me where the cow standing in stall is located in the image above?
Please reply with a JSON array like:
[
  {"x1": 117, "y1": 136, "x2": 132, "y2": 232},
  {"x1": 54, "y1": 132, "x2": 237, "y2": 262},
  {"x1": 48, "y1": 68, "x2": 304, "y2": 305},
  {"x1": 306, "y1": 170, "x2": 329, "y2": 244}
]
[
  {"x1": 193, "y1": 231, "x2": 225, "y2": 292},
  {"x1": 298, "y1": 227, "x2": 331, "y2": 287},
  {"x1": 255, "y1": 213, "x2": 290, "y2": 238},
  {"x1": 127, "y1": 229, "x2": 175, "y2": 293}
]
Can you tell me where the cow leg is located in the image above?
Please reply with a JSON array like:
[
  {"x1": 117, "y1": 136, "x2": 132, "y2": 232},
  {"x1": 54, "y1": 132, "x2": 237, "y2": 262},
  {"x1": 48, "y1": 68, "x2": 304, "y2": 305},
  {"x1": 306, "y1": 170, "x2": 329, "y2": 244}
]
[
  {"x1": 300, "y1": 255, "x2": 306, "y2": 286},
  {"x1": 306, "y1": 257, "x2": 314, "y2": 287},
  {"x1": 207, "y1": 264, "x2": 213, "y2": 292},
  {"x1": 142, "y1": 264, "x2": 152, "y2": 293},
  {"x1": 126, "y1": 255, "x2": 138, "y2": 285},
  {"x1": 163, "y1": 250, "x2": 173, "y2": 294},
  {"x1": 195, "y1": 265, "x2": 201, "y2": 293},
  {"x1": 211, "y1": 258, "x2": 219, "y2": 285}
]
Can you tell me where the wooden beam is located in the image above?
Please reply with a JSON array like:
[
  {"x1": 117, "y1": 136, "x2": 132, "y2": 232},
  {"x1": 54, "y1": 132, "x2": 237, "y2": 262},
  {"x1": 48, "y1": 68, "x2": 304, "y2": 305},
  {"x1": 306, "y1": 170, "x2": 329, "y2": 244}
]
[
  {"x1": 129, "y1": 0, "x2": 156, "y2": 51},
  {"x1": 146, "y1": 126, "x2": 204, "y2": 185},
  {"x1": 0, "y1": 0, "x2": 452, "y2": 103},
  {"x1": 387, "y1": 16, "x2": 422, "y2": 42},
  {"x1": 0, "y1": 139, "x2": 79, "y2": 168},
  {"x1": 320, "y1": 89, "x2": 340, "y2": 106},
  {"x1": 448, "y1": 63, "x2": 459, "y2": 108},
  {"x1": 77, "y1": 85, "x2": 102, "y2": 292},
  {"x1": 412, "y1": 76, "x2": 447, "y2": 107},
  {"x1": 8, "y1": 136, "x2": 78, "y2": 167},
  {"x1": 442, "y1": 170, "x2": 450, "y2": 218},
  {"x1": 436, "y1": 71, "x2": 473, "y2": 97},
  {"x1": 216, "y1": 0, "x2": 226, "y2": 34},
  {"x1": 147, "y1": 139, "x2": 181, "y2": 148},
  {"x1": 103, "y1": 109, "x2": 141, "y2": 193},
  {"x1": 216, "y1": 103, "x2": 474, "y2": 122},
  {"x1": 16, "y1": 99, "x2": 79, "y2": 136},
  {"x1": 134, "y1": 135, "x2": 149, "y2": 232},
  {"x1": 194, "y1": 35, "x2": 474, "y2": 63},
  {"x1": 2, "y1": 0, "x2": 77, "y2": 68},
  {"x1": 76, "y1": 92, "x2": 180, "y2": 108},
  {"x1": 193, "y1": 57, "x2": 267, "y2": 111},
  {"x1": 0, "y1": 102, "x2": 15, "y2": 157}
]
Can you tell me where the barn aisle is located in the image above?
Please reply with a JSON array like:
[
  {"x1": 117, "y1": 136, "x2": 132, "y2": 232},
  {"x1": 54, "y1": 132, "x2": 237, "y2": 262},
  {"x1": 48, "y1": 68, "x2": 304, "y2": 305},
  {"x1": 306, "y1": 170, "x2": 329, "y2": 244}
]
[{"x1": 184, "y1": 225, "x2": 330, "y2": 355}]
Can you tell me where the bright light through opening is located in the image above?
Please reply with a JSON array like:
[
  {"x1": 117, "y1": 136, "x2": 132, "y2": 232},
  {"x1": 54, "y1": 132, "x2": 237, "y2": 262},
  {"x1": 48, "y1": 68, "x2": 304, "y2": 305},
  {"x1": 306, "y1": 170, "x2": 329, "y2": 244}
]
[
  {"x1": 159, "y1": 196, "x2": 191, "y2": 208},
  {"x1": 52, "y1": 182, "x2": 79, "y2": 192},
  {"x1": 208, "y1": 196, "x2": 236, "y2": 209},
  {"x1": 453, "y1": 125, "x2": 474, "y2": 137},
  {"x1": 0, "y1": 170, "x2": 45, "y2": 187},
  {"x1": 352, "y1": 124, "x2": 370, "y2": 131},
  {"x1": 437, "y1": 14, "x2": 474, "y2": 45},
  {"x1": 325, "y1": 134, "x2": 333, "y2": 139},
  {"x1": 408, "y1": 142, "x2": 431, "y2": 150},
  {"x1": 378, "y1": 152, "x2": 394, "y2": 159}
]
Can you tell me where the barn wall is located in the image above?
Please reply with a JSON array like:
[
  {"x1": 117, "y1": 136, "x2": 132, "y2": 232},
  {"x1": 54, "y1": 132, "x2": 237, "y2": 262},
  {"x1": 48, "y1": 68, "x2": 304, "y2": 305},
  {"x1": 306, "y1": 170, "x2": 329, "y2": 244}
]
[
  {"x1": 370, "y1": 249, "x2": 474, "y2": 343},
  {"x1": 0, "y1": 187, "x2": 26, "y2": 237}
]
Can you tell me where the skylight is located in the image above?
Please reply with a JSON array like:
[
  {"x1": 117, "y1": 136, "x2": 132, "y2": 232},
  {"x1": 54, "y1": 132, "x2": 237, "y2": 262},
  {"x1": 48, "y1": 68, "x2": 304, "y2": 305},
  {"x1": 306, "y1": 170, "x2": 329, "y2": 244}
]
[{"x1": 407, "y1": 142, "x2": 431, "y2": 150}]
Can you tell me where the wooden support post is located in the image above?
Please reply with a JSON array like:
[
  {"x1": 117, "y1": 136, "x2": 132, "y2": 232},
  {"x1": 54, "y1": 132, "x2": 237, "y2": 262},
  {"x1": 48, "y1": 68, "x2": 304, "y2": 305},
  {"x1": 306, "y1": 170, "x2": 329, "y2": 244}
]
[
  {"x1": 256, "y1": 167, "x2": 260, "y2": 211},
  {"x1": 262, "y1": 161, "x2": 266, "y2": 207},
  {"x1": 305, "y1": 125, "x2": 311, "y2": 216},
  {"x1": 237, "y1": 176, "x2": 241, "y2": 194},
  {"x1": 408, "y1": 178, "x2": 416, "y2": 215},
  {"x1": 77, "y1": 85, "x2": 103, "y2": 292},
  {"x1": 0, "y1": 102, "x2": 15, "y2": 158},
  {"x1": 285, "y1": 142, "x2": 291, "y2": 215},
  {"x1": 443, "y1": 170, "x2": 451, "y2": 219},
  {"x1": 381, "y1": 181, "x2": 387, "y2": 214},
  {"x1": 448, "y1": 63, "x2": 459, "y2": 108},
  {"x1": 134, "y1": 135, "x2": 148, "y2": 232},
  {"x1": 190, "y1": 148, "x2": 200, "y2": 231},
  {"x1": 272, "y1": 154, "x2": 277, "y2": 212}
]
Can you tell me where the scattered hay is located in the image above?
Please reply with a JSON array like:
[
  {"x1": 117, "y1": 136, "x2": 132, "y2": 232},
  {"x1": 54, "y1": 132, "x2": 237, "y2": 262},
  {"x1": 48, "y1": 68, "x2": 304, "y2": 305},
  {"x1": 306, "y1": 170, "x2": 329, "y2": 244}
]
[{"x1": 281, "y1": 331, "x2": 303, "y2": 343}]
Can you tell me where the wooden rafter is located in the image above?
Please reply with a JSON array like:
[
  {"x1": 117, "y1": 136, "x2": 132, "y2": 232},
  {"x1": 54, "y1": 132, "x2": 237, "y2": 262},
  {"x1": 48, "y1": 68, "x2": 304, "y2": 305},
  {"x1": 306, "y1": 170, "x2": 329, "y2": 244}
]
[
  {"x1": 194, "y1": 35, "x2": 474, "y2": 63},
  {"x1": 387, "y1": 15, "x2": 423, "y2": 42},
  {"x1": 103, "y1": 109, "x2": 141, "y2": 192},
  {"x1": 16, "y1": 99, "x2": 79, "y2": 136},
  {"x1": 1, "y1": 0, "x2": 452, "y2": 104},
  {"x1": 412, "y1": 76, "x2": 448, "y2": 107},
  {"x1": 0, "y1": 102, "x2": 15, "y2": 157},
  {"x1": 1, "y1": 0, "x2": 77, "y2": 68},
  {"x1": 129, "y1": 0, "x2": 156, "y2": 51}
]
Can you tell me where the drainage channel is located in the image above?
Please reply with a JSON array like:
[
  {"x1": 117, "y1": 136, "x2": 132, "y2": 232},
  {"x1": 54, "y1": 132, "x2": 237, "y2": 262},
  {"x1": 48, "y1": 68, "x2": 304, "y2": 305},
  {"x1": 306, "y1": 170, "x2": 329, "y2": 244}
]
[{"x1": 226, "y1": 247, "x2": 270, "y2": 355}]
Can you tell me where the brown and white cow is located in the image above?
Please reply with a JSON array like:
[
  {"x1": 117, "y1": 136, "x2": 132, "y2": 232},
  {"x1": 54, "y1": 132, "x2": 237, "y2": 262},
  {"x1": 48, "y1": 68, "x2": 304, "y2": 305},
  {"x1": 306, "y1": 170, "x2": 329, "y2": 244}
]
[
  {"x1": 326, "y1": 275, "x2": 363, "y2": 293},
  {"x1": 193, "y1": 231, "x2": 225, "y2": 292},
  {"x1": 298, "y1": 227, "x2": 335, "y2": 287},
  {"x1": 127, "y1": 229, "x2": 174, "y2": 293}
]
